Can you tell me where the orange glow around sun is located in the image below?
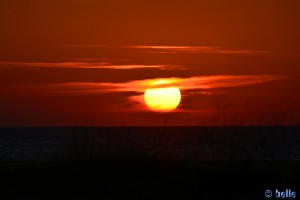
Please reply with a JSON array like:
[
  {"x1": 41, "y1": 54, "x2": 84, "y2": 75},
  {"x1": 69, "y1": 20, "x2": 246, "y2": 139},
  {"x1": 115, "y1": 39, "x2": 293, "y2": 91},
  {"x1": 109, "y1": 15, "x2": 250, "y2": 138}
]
[{"x1": 144, "y1": 80, "x2": 181, "y2": 112}]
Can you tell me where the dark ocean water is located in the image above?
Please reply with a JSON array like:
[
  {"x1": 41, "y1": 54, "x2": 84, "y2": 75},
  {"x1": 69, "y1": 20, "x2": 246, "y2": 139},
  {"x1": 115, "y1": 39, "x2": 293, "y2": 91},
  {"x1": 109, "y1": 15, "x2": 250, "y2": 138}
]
[{"x1": 0, "y1": 127, "x2": 299, "y2": 199}]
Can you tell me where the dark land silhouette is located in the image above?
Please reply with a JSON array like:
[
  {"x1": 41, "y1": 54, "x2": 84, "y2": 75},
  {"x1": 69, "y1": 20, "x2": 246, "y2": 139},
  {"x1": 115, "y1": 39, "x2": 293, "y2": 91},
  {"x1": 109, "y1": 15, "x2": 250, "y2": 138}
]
[{"x1": 0, "y1": 127, "x2": 299, "y2": 199}]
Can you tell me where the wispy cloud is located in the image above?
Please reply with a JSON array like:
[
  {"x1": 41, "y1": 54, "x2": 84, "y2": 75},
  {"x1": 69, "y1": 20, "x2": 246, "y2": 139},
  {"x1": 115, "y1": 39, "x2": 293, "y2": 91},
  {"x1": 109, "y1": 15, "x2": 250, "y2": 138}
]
[
  {"x1": 46, "y1": 44, "x2": 300, "y2": 57},
  {"x1": 98, "y1": 74, "x2": 286, "y2": 93},
  {"x1": 47, "y1": 44, "x2": 107, "y2": 47},
  {"x1": 177, "y1": 75, "x2": 285, "y2": 90},
  {"x1": 0, "y1": 74, "x2": 287, "y2": 112},
  {"x1": 0, "y1": 82, "x2": 114, "y2": 95},
  {"x1": 0, "y1": 74, "x2": 285, "y2": 95},
  {"x1": 0, "y1": 61, "x2": 182, "y2": 70},
  {"x1": 47, "y1": 44, "x2": 269, "y2": 55},
  {"x1": 128, "y1": 46, "x2": 268, "y2": 55}
]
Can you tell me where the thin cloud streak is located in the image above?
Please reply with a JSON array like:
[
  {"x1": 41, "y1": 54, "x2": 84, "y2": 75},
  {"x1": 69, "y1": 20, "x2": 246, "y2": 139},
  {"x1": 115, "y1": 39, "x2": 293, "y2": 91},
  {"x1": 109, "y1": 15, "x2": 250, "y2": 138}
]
[
  {"x1": 0, "y1": 62, "x2": 181, "y2": 70},
  {"x1": 102, "y1": 74, "x2": 286, "y2": 93},
  {"x1": 129, "y1": 46, "x2": 269, "y2": 55},
  {"x1": 0, "y1": 75, "x2": 286, "y2": 95},
  {"x1": 0, "y1": 74, "x2": 285, "y2": 112},
  {"x1": 0, "y1": 82, "x2": 114, "y2": 95},
  {"x1": 47, "y1": 44, "x2": 107, "y2": 47},
  {"x1": 47, "y1": 44, "x2": 270, "y2": 55}
]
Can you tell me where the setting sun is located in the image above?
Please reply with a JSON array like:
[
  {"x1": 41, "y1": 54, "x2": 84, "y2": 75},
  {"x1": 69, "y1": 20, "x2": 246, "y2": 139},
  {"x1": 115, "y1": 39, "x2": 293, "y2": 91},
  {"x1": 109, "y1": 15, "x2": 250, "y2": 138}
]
[{"x1": 144, "y1": 80, "x2": 181, "y2": 112}]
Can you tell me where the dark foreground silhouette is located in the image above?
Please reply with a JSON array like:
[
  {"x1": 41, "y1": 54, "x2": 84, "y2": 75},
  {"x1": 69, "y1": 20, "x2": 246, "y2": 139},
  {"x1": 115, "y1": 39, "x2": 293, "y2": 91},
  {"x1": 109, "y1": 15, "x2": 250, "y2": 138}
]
[{"x1": 0, "y1": 127, "x2": 299, "y2": 199}]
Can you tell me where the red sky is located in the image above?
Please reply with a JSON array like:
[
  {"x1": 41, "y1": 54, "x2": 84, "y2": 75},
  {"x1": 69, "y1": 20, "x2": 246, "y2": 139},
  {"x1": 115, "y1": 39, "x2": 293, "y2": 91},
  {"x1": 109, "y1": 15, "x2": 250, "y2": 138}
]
[{"x1": 0, "y1": 0, "x2": 300, "y2": 126}]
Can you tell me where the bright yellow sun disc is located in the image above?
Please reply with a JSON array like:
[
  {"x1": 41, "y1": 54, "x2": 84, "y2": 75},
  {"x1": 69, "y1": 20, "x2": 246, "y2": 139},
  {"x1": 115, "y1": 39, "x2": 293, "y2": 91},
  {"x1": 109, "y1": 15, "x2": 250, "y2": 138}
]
[{"x1": 144, "y1": 80, "x2": 181, "y2": 112}]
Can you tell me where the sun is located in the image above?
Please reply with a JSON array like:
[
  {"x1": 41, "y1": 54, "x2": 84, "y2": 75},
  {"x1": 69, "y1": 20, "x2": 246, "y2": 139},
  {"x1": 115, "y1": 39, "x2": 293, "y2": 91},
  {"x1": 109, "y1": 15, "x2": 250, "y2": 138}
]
[{"x1": 144, "y1": 79, "x2": 181, "y2": 112}]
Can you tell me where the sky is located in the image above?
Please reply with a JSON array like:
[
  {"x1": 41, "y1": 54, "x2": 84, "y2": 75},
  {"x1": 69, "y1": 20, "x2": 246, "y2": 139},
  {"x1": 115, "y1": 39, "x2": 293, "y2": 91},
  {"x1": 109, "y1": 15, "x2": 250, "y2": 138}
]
[{"x1": 0, "y1": 0, "x2": 300, "y2": 126}]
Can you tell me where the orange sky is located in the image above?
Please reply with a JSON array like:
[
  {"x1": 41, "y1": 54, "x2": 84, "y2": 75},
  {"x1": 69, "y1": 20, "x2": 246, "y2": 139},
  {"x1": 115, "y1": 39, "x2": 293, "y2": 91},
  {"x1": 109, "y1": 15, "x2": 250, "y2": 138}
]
[{"x1": 0, "y1": 0, "x2": 300, "y2": 126}]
